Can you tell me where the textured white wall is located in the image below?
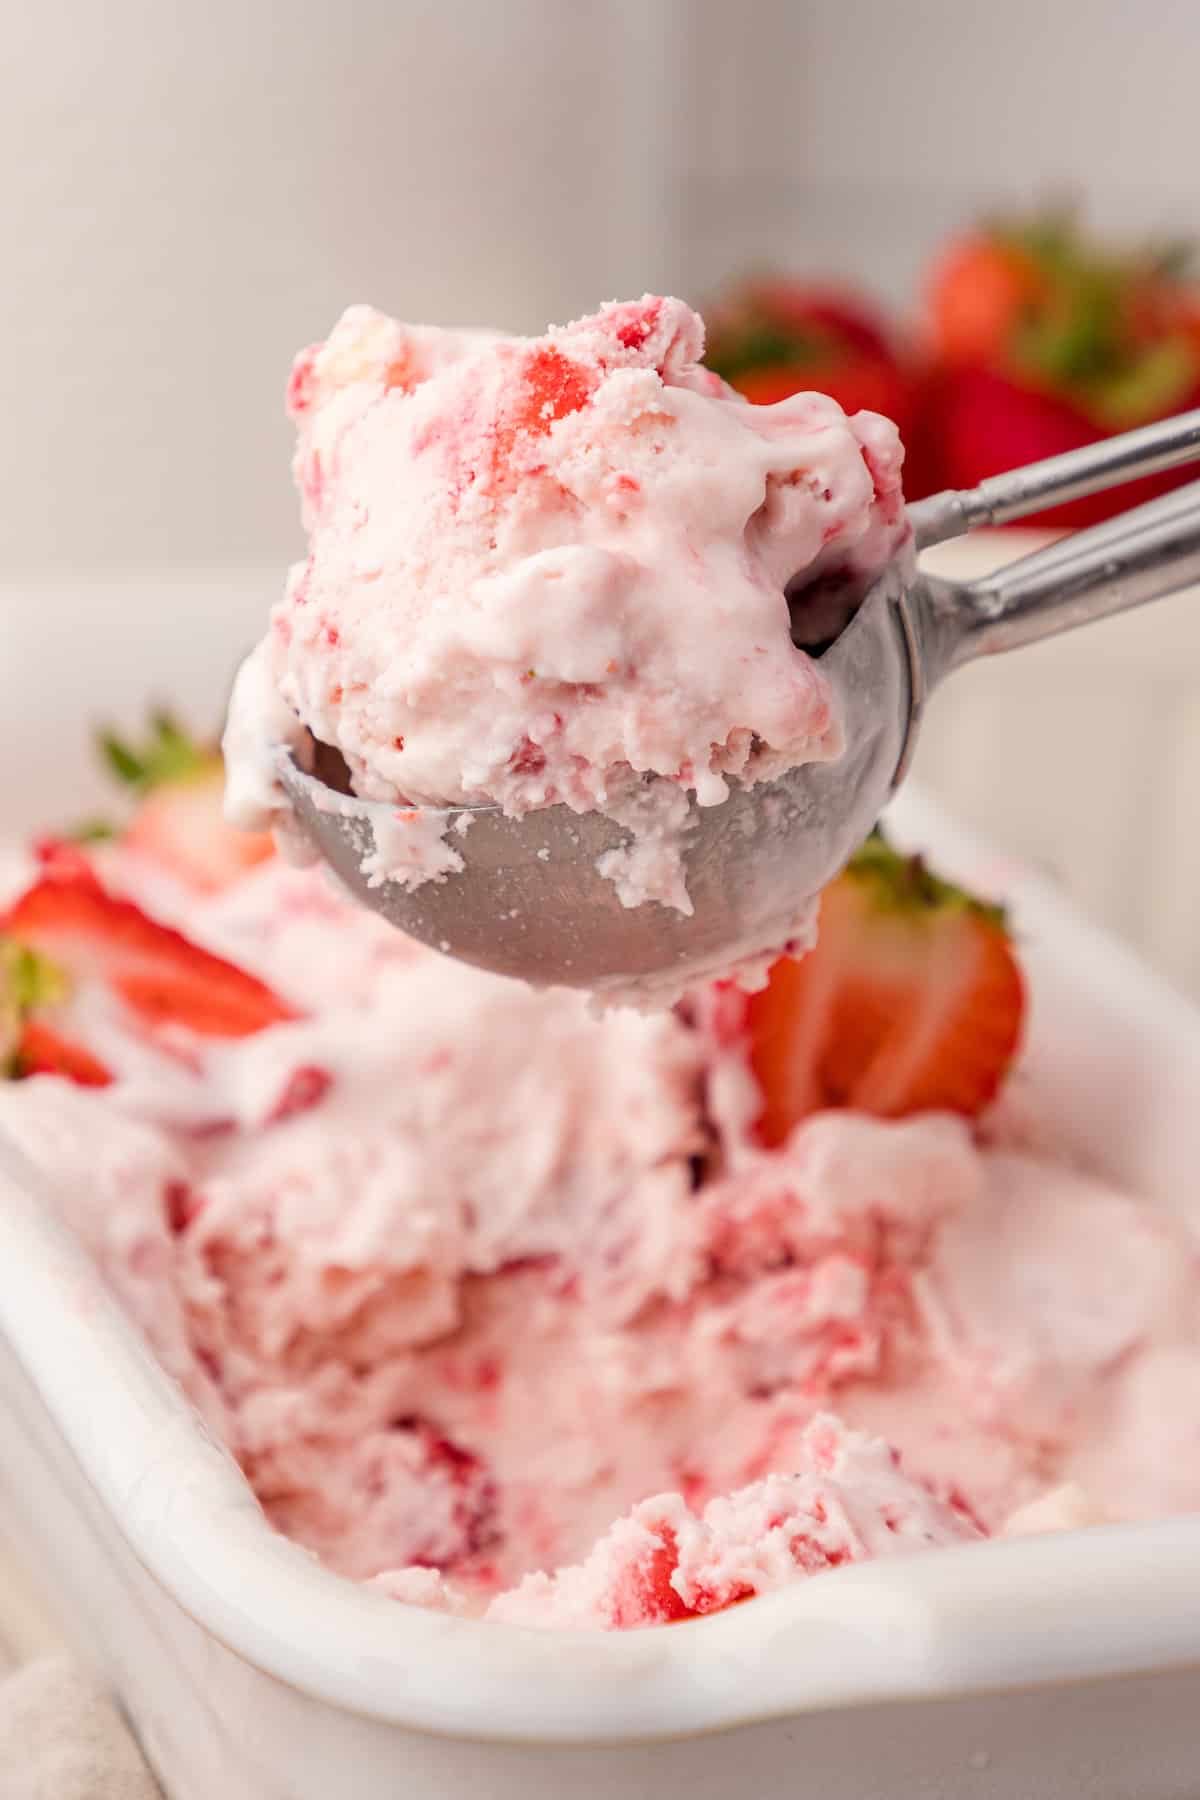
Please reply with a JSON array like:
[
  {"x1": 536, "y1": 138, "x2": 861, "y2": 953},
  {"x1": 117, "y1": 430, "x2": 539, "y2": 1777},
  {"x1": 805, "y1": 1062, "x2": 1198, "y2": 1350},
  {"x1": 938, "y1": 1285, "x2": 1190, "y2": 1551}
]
[
  {"x1": 678, "y1": 0, "x2": 1200, "y2": 305},
  {"x1": 913, "y1": 534, "x2": 1200, "y2": 1003},
  {"x1": 7, "y1": 0, "x2": 1200, "y2": 574},
  {"x1": 0, "y1": 0, "x2": 682, "y2": 574}
]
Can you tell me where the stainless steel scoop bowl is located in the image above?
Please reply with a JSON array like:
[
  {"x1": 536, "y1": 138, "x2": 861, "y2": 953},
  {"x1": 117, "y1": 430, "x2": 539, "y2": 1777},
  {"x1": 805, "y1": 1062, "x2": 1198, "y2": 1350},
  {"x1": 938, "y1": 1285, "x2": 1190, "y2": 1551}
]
[{"x1": 274, "y1": 410, "x2": 1200, "y2": 993}]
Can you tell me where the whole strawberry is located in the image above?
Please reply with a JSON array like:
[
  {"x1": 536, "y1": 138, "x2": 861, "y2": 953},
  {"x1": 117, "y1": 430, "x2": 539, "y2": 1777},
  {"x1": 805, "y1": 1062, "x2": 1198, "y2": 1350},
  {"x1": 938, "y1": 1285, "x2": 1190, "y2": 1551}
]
[
  {"x1": 919, "y1": 209, "x2": 1200, "y2": 526},
  {"x1": 704, "y1": 277, "x2": 917, "y2": 445}
]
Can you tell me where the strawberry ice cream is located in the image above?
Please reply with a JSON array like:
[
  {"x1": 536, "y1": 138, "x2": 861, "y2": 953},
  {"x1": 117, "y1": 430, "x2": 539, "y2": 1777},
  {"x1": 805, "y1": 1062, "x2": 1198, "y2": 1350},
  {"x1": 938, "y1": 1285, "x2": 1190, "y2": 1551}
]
[
  {"x1": 2, "y1": 821, "x2": 1198, "y2": 1630},
  {"x1": 224, "y1": 295, "x2": 908, "y2": 934},
  {"x1": 488, "y1": 1419, "x2": 981, "y2": 1630}
]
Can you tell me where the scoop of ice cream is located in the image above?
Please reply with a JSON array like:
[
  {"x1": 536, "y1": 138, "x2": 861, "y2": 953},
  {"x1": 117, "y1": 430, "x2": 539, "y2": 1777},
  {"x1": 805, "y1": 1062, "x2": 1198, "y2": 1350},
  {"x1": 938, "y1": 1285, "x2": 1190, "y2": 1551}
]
[
  {"x1": 225, "y1": 294, "x2": 908, "y2": 922},
  {"x1": 488, "y1": 1415, "x2": 981, "y2": 1629}
]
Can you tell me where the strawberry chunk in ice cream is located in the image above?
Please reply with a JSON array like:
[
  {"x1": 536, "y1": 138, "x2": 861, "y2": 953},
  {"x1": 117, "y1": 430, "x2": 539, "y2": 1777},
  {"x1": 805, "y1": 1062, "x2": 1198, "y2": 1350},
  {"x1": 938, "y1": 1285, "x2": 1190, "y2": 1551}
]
[
  {"x1": 224, "y1": 295, "x2": 908, "y2": 926},
  {"x1": 490, "y1": 1417, "x2": 980, "y2": 1630}
]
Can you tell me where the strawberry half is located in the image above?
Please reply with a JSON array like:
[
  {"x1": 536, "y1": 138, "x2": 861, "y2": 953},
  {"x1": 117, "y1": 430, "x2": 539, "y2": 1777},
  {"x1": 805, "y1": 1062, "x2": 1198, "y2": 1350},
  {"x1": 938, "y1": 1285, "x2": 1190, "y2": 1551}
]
[
  {"x1": 3, "y1": 861, "x2": 296, "y2": 1040},
  {"x1": 746, "y1": 831, "x2": 1024, "y2": 1147},
  {"x1": 14, "y1": 1020, "x2": 112, "y2": 1087},
  {"x1": 100, "y1": 711, "x2": 274, "y2": 892},
  {"x1": 1, "y1": 936, "x2": 112, "y2": 1087}
]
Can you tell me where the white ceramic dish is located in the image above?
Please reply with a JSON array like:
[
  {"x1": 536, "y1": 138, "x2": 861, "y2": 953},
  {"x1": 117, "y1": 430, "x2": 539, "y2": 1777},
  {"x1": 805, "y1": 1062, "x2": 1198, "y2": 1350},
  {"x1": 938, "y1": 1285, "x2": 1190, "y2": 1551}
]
[{"x1": 2, "y1": 580, "x2": 1200, "y2": 1797}]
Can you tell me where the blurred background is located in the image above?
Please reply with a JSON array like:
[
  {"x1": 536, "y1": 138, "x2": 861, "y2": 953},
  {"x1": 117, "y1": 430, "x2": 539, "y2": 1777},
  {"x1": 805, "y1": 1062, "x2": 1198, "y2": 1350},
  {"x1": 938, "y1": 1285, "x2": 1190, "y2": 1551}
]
[{"x1": 4, "y1": 0, "x2": 1200, "y2": 995}]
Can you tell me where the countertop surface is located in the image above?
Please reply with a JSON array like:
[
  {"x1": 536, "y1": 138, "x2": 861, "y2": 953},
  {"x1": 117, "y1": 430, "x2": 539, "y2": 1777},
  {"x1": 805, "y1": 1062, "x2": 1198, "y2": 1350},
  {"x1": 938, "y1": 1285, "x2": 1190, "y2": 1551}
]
[{"x1": 0, "y1": 1535, "x2": 63, "y2": 1673}]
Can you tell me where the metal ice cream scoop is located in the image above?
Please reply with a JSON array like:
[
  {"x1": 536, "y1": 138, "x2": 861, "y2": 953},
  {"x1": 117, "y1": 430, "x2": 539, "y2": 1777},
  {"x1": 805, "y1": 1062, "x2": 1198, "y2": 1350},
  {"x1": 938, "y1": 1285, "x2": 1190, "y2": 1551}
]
[{"x1": 274, "y1": 409, "x2": 1200, "y2": 993}]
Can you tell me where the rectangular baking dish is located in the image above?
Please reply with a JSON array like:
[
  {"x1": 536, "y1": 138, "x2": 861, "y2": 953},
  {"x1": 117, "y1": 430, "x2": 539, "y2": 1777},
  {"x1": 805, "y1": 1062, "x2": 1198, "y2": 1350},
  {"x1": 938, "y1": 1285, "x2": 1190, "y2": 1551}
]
[{"x1": 2, "y1": 581, "x2": 1200, "y2": 1799}]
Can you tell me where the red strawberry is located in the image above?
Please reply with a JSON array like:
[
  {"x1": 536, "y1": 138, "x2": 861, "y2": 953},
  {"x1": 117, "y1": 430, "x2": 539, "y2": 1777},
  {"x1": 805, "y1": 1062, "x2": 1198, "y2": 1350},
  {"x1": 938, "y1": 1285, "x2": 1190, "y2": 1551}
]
[
  {"x1": 125, "y1": 770, "x2": 274, "y2": 892},
  {"x1": 920, "y1": 364, "x2": 1200, "y2": 529},
  {"x1": 265, "y1": 1064, "x2": 333, "y2": 1124},
  {"x1": 615, "y1": 1529, "x2": 693, "y2": 1628},
  {"x1": 14, "y1": 1020, "x2": 112, "y2": 1087},
  {"x1": 491, "y1": 345, "x2": 596, "y2": 481},
  {"x1": 391, "y1": 1417, "x2": 501, "y2": 1566},
  {"x1": 735, "y1": 357, "x2": 913, "y2": 427},
  {"x1": 919, "y1": 211, "x2": 1200, "y2": 523},
  {"x1": 98, "y1": 711, "x2": 273, "y2": 892},
  {"x1": 733, "y1": 282, "x2": 896, "y2": 362},
  {"x1": 704, "y1": 278, "x2": 917, "y2": 440},
  {"x1": 745, "y1": 830, "x2": 1024, "y2": 1148},
  {"x1": 513, "y1": 345, "x2": 594, "y2": 437},
  {"x1": 33, "y1": 837, "x2": 99, "y2": 879},
  {"x1": 926, "y1": 237, "x2": 1046, "y2": 368},
  {"x1": 1, "y1": 936, "x2": 112, "y2": 1087},
  {"x1": 3, "y1": 862, "x2": 297, "y2": 1040}
]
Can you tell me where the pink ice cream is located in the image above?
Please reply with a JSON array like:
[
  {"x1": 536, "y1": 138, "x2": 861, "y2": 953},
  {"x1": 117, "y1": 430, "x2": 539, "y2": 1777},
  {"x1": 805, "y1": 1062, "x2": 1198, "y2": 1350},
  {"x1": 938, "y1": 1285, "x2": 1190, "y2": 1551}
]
[
  {"x1": 224, "y1": 296, "x2": 908, "y2": 931},
  {"x1": 488, "y1": 1418, "x2": 981, "y2": 1630},
  {"x1": 2, "y1": 841, "x2": 1198, "y2": 1629}
]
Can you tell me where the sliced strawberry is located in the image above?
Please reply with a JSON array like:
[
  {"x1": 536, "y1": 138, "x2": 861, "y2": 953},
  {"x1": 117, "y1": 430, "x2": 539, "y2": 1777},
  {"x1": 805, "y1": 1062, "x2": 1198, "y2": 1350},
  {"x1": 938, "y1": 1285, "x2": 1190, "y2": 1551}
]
[
  {"x1": 96, "y1": 711, "x2": 273, "y2": 892},
  {"x1": 1, "y1": 936, "x2": 112, "y2": 1087},
  {"x1": 124, "y1": 765, "x2": 274, "y2": 892},
  {"x1": 746, "y1": 831, "x2": 1024, "y2": 1147},
  {"x1": 3, "y1": 863, "x2": 297, "y2": 1040},
  {"x1": 15, "y1": 1020, "x2": 112, "y2": 1087}
]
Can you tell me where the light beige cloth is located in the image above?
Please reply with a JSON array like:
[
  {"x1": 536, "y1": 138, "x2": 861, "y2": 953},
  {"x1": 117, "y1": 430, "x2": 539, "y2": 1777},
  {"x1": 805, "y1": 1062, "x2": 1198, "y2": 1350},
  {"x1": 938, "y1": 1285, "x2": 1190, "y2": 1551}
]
[{"x1": 0, "y1": 1657, "x2": 160, "y2": 1799}]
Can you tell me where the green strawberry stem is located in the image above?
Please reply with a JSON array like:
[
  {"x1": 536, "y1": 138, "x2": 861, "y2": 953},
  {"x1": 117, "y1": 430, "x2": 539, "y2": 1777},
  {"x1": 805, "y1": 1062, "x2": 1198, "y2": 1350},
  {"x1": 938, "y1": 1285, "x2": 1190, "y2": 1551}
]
[
  {"x1": 849, "y1": 828, "x2": 1007, "y2": 927},
  {"x1": 706, "y1": 318, "x2": 840, "y2": 383},
  {"x1": 98, "y1": 710, "x2": 213, "y2": 794},
  {"x1": 0, "y1": 938, "x2": 69, "y2": 1075},
  {"x1": 987, "y1": 206, "x2": 1199, "y2": 423}
]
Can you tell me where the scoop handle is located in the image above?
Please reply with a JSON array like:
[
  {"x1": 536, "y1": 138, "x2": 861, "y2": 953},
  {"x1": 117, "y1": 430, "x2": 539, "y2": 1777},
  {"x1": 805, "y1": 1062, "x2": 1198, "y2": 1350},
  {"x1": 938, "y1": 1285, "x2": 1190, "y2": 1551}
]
[
  {"x1": 909, "y1": 406, "x2": 1200, "y2": 550},
  {"x1": 932, "y1": 475, "x2": 1200, "y2": 670}
]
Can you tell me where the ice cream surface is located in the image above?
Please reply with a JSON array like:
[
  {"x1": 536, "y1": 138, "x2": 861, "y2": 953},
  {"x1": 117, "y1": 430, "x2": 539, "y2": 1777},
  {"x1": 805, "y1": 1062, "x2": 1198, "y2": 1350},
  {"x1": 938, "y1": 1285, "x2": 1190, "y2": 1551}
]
[
  {"x1": 224, "y1": 295, "x2": 908, "y2": 950},
  {"x1": 488, "y1": 1418, "x2": 981, "y2": 1630},
  {"x1": 3, "y1": 835, "x2": 1198, "y2": 1630}
]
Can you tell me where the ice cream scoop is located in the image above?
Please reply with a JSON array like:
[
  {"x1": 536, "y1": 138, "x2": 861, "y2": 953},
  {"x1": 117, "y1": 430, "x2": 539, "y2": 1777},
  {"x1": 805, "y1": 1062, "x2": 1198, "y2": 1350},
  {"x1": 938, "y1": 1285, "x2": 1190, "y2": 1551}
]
[{"x1": 274, "y1": 410, "x2": 1200, "y2": 995}]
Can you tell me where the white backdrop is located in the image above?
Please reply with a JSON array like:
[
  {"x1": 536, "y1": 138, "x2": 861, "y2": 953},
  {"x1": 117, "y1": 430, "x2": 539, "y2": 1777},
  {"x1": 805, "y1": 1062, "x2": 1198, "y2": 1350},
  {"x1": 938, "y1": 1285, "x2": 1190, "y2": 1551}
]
[
  {"x1": 0, "y1": 0, "x2": 682, "y2": 574},
  {"x1": 6, "y1": 0, "x2": 1200, "y2": 574},
  {"x1": 681, "y1": 0, "x2": 1200, "y2": 301}
]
